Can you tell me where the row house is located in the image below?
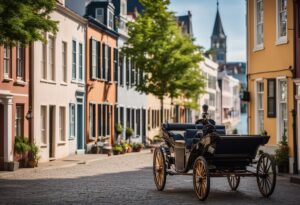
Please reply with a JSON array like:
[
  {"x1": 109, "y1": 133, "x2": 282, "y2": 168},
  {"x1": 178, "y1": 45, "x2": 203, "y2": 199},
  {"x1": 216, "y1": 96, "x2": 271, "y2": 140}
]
[
  {"x1": 0, "y1": 44, "x2": 30, "y2": 169},
  {"x1": 246, "y1": 0, "x2": 298, "y2": 173},
  {"x1": 32, "y1": 1, "x2": 87, "y2": 162},
  {"x1": 218, "y1": 71, "x2": 240, "y2": 132},
  {"x1": 193, "y1": 56, "x2": 221, "y2": 123},
  {"x1": 113, "y1": 0, "x2": 147, "y2": 144}
]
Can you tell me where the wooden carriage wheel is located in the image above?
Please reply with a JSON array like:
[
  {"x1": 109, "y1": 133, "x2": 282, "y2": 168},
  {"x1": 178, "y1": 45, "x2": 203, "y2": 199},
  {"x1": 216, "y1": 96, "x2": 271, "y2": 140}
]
[
  {"x1": 227, "y1": 175, "x2": 240, "y2": 191},
  {"x1": 193, "y1": 156, "x2": 210, "y2": 201},
  {"x1": 256, "y1": 153, "x2": 276, "y2": 197},
  {"x1": 153, "y1": 147, "x2": 167, "y2": 191}
]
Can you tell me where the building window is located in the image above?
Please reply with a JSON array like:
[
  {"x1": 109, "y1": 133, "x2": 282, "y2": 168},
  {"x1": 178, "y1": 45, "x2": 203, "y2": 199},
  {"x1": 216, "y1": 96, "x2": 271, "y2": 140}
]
[
  {"x1": 41, "y1": 43, "x2": 47, "y2": 80},
  {"x1": 15, "y1": 105, "x2": 24, "y2": 137},
  {"x1": 208, "y1": 75, "x2": 217, "y2": 89},
  {"x1": 3, "y1": 46, "x2": 11, "y2": 79},
  {"x1": 48, "y1": 36, "x2": 55, "y2": 81},
  {"x1": 209, "y1": 93, "x2": 216, "y2": 107},
  {"x1": 79, "y1": 43, "x2": 83, "y2": 81},
  {"x1": 16, "y1": 44, "x2": 25, "y2": 80},
  {"x1": 95, "y1": 8, "x2": 104, "y2": 24},
  {"x1": 59, "y1": 107, "x2": 66, "y2": 141},
  {"x1": 90, "y1": 39, "x2": 98, "y2": 79},
  {"x1": 277, "y1": 0, "x2": 287, "y2": 43},
  {"x1": 41, "y1": 106, "x2": 47, "y2": 144},
  {"x1": 254, "y1": 0, "x2": 264, "y2": 49},
  {"x1": 120, "y1": 55, "x2": 124, "y2": 86},
  {"x1": 102, "y1": 44, "x2": 108, "y2": 80},
  {"x1": 89, "y1": 104, "x2": 96, "y2": 139},
  {"x1": 126, "y1": 58, "x2": 130, "y2": 86},
  {"x1": 114, "y1": 48, "x2": 119, "y2": 83},
  {"x1": 136, "y1": 109, "x2": 141, "y2": 136},
  {"x1": 256, "y1": 81, "x2": 264, "y2": 134},
  {"x1": 107, "y1": 46, "x2": 112, "y2": 81},
  {"x1": 69, "y1": 104, "x2": 76, "y2": 138},
  {"x1": 277, "y1": 79, "x2": 287, "y2": 141},
  {"x1": 108, "y1": 10, "x2": 114, "y2": 29},
  {"x1": 62, "y1": 41, "x2": 67, "y2": 82},
  {"x1": 72, "y1": 40, "x2": 77, "y2": 80},
  {"x1": 267, "y1": 79, "x2": 276, "y2": 117}
]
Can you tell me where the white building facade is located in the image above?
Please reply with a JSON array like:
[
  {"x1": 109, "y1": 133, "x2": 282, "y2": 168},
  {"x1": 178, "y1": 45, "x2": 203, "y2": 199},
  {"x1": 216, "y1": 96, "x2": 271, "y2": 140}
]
[{"x1": 32, "y1": 3, "x2": 87, "y2": 162}]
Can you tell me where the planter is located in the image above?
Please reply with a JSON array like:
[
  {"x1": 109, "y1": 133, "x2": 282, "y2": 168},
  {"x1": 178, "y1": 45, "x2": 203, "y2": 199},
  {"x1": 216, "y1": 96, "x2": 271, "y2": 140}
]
[
  {"x1": 4, "y1": 161, "x2": 19, "y2": 171},
  {"x1": 127, "y1": 147, "x2": 133, "y2": 153},
  {"x1": 19, "y1": 158, "x2": 28, "y2": 168},
  {"x1": 91, "y1": 146, "x2": 100, "y2": 154},
  {"x1": 113, "y1": 150, "x2": 121, "y2": 155},
  {"x1": 278, "y1": 164, "x2": 289, "y2": 173},
  {"x1": 133, "y1": 147, "x2": 142, "y2": 152},
  {"x1": 27, "y1": 160, "x2": 38, "y2": 168}
]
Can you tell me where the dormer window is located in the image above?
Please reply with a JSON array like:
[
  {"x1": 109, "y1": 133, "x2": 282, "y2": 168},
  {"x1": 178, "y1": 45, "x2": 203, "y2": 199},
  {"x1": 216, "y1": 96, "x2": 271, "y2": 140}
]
[
  {"x1": 95, "y1": 8, "x2": 104, "y2": 23},
  {"x1": 108, "y1": 10, "x2": 114, "y2": 29},
  {"x1": 121, "y1": 0, "x2": 127, "y2": 16}
]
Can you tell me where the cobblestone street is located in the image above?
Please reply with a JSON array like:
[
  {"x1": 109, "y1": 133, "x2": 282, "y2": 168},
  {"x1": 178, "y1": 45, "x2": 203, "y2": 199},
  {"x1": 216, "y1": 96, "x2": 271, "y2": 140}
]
[{"x1": 0, "y1": 151, "x2": 300, "y2": 205}]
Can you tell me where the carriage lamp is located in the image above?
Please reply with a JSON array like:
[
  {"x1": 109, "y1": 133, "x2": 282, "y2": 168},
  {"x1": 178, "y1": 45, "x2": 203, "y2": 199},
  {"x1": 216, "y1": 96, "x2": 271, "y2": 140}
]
[{"x1": 26, "y1": 106, "x2": 33, "y2": 120}]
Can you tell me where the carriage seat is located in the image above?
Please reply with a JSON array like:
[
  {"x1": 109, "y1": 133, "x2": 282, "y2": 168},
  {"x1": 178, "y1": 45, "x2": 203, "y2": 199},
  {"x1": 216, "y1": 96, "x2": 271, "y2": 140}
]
[
  {"x1": 196, "y1": 124, "x2": 226, "y2": 135},
  {"x1": 184, "y1": 129, "x2": 201, "y2": 149},
  {"x1": 169, "y1": 132, "x2": 184, "y2": 141}
]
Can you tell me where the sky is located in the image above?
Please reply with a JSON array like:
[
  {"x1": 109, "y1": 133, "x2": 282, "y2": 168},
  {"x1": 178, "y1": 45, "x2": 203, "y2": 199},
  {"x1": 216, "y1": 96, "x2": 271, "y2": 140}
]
[{"x1": 169, "y1": 0, "x2": 246, "y2": 62}]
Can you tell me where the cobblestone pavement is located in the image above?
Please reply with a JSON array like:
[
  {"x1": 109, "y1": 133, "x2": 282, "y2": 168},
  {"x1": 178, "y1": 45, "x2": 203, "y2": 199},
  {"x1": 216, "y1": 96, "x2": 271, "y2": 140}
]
[{"x1": 0, "y1": 151, "x2": 300, "y2": 205}]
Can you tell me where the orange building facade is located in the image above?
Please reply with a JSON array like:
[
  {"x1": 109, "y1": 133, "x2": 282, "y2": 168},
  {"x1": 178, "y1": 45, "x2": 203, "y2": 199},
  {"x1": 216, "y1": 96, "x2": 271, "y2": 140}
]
[{"x1": 86, "y1": 19, "x2": 118, "y2": 148}]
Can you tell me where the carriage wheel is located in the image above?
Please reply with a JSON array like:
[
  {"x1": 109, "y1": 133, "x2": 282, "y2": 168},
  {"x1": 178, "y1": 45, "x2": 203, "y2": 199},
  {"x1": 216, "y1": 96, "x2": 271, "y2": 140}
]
[
  {"x1": 193, "y1": 156, "x2": 210, "y2": 201},
  {"x1": 256, "y1": 153, "x2": 276, "y2": 197},
  {"x1": 153, "y1": 147, "x2": 167, "y2": 191},
  {"x1": 227, "y1": 175, "x2": 240, "y2": 191}
]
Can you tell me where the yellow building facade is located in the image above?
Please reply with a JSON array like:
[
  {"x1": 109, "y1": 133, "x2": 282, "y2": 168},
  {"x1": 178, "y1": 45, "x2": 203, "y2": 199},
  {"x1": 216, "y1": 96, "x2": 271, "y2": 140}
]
[{"x1": 247, "y1": 0, "x2": 295, "y2": 171}]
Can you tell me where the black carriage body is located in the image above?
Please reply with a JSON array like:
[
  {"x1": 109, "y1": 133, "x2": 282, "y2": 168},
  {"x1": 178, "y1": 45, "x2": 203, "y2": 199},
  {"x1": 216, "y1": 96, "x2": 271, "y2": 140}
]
[{"x1": 161, "y1": 123, "x2": 270, "y2": 172}]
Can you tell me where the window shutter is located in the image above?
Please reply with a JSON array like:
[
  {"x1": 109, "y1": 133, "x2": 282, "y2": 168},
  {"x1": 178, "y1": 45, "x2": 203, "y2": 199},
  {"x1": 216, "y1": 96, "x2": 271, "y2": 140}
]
[
  {"x1": 90, "y1": 38, "x2": 93, "y2": 80},
  {"x1": 120, "y1": 54, "x2": 124, "y2": 86},
  {"x1": 267, "y1": 79, "x2": 276, "y2": 117},
  {"x1": 126, "y1": 57, "x2": 130, "y2": 85},
  {"x1": 114, "y1": 48, "x2": 119, "y2": 83},
  {"x1": 97, "y1": 41, "x2": 101, "y2": 79},
  {"x1": 102, "y1": 44, "x2": 106, "y2": 80},
  {"x1": 108, "y1": 46, "x2": 112, "y2": 81}
]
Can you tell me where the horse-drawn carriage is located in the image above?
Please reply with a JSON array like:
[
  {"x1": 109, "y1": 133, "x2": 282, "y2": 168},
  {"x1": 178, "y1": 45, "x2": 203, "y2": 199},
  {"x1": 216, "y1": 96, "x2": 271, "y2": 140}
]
[{"x1": 153, "y1": 105, "x2": 276, "y2": 201}]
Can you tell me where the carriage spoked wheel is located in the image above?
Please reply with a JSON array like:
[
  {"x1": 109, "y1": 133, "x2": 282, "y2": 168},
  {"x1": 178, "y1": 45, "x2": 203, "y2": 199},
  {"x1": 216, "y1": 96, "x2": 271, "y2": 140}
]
[
  {"x1": 193, "y1": 156, "x2": 210, "y2": 201},
  {"x1": 227, "y1": 174, "x2": 240, "y2": 191},
  {"x1": 256, "y1": 153, "x2": 276, "y2": 197},
  {"x1": 153, "y1": 147, "x2": 167, "y2": 191}
]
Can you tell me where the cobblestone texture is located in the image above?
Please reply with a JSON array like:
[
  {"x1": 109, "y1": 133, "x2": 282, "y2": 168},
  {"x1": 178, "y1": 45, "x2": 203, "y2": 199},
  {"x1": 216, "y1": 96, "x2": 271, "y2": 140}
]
[{"x1": 0, "y1": 151, "x2": 300, "y2": 205}]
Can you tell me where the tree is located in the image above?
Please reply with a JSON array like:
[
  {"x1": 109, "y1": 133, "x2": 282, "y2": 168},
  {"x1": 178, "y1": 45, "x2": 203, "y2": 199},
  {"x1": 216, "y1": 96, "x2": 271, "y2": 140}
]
[
  {"x1": 122, "y1": 0, "x2": 205, "y2": 122},
  {"x1": 0, "y1": 0, "x2": 58, "y2": 46}
]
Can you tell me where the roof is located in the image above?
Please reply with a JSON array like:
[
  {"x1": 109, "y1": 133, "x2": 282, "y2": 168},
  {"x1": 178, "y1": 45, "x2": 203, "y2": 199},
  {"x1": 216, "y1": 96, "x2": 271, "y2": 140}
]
[
  {"x1": 127, "y1": 0, "x2": 144, "y2": 14},
  {"x1": 177, "y1": 11, "x2": 193, "y2": 37},
  {"x1": 212, "y1": 6, "x2": 226, "y2": 38}
]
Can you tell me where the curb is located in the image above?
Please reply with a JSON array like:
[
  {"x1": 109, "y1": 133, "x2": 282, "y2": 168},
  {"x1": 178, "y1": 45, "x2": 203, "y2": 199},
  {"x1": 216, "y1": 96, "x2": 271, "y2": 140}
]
[{"x1": 290, "y1": 176, "x2": 300, "y2": 185}]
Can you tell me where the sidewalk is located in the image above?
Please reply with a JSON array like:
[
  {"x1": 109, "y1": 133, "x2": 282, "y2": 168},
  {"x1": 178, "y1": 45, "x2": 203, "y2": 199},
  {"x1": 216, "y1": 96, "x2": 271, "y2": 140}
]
[
  {"x1": 0, "y1": 149, "x2": 150, "y2": 178},
  {"x1": 277, "y1": 173, "x2": 300, "y2": 185}
]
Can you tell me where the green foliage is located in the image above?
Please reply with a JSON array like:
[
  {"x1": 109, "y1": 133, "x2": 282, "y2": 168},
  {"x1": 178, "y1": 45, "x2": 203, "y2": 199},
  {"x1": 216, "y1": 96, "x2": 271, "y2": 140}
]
[
  {"x1": 115, "y1": 123, "x2": 123, "y2": 135},
  {"x1": 120, "y1": 140, "x2": 129, "y2": 151},
  {"x1": 28, "y1": 143, "x2": 40, "y2": 161},
  {"x1": 0, "y1": 0, "x2": 58, "y2": 46},
  {"x1": 14, "y1": 136, "x2": 30, "y2": 154},
  {"x1": 274, "y1": 129, "x2": 289, "y2": 166},
  {"x1": 112, "y1": 144, "x2": 123, "y2": 152},
  {"x1": 122, "y1": 0, "x2": 205, "y2": 108},
  {"x1": 126, "y1": 127, "x2": 134, "y2": 137},
  {"x1": 232, "y1": 128, "x2": 238, "y2": 134},
  {"x1": 132, "y1": 142, "x2": 144, "y2": 151}
]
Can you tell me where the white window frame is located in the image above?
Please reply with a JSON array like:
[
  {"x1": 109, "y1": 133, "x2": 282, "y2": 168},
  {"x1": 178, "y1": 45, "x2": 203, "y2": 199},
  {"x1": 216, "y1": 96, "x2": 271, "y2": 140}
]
[
  {"x1": 276, "y1": 77, "x2": 288, "y2": 143},
  {"x1": 15, "y1": 105, "x2": 23, "y2": 137},
  {"x1": 41, "y1": 43, "x2": 47, "y2": 80},
  {"x1": 59, "y1": 107, "x2": 66, "y2": 142},
  {"x1": 95, "y1": 8, "x2": 104, "y2": 24},
  {"x1": 78, "y1": 42, "x2": 84, "y2": 82},
  {"x1": 16, "y1": 43, "x2": 25, "y2": 81},
  {"x1": 276, "y1": 0, "x2": 288, "y2": 45},
  {"x1": 40, "y1": 106, "x2": 47, "y2": 145},
  {"x1": 254, "y1": 0, "x2": 264, "y2": 51},
  {"x1": 69, "y1": 104, "x2": 76, "y2": 139},
  {"x1": 255, "y1": 79, "x2": 264, "y2": 134},
  {"x1": 3, "y1": 46, "x2": 11, "y2": 79},
  {"x1": 48, "y1": 36, "x2": 56, "y2": 81},
  {"x1": 91, "y1": 40, "x2": 97, "y2": 79},
  {"x1": 62, "y1": 41, "x2": 67, "y2": 83},
  {"x1": 108, "y1": 10, "x2": 114, "y2": 29},
  {"x1": 72, "y1": 40, "x2": 77, "y2": 80}
]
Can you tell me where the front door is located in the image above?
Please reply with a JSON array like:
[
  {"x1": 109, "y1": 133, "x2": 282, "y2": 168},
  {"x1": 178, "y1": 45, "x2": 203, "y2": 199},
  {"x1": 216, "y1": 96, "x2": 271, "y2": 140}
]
[
  {"x1": 77, "y1": 104, "x2": 84, "y2": 150},
  {"x1": 49, "y1": 106, "x2": 55, "y2": 158},
  {"x1": 0, "y1": 104, "x2": 4, "y2": 170},
  {"x1": 298, "y1": 102, "x2": 300, "y2": 171}
]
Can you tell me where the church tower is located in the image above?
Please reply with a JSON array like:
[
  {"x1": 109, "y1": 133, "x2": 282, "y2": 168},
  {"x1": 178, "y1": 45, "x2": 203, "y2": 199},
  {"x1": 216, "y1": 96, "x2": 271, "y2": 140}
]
[{"x1": 211, "y1": 1, "x2": 227, "y2": 64}]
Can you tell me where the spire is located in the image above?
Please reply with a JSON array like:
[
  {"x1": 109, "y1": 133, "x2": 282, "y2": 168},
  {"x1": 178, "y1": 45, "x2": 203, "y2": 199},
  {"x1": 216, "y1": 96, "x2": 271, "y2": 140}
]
[{"x1": 212, "y1": 1, "x2": 225, "y2": 38}]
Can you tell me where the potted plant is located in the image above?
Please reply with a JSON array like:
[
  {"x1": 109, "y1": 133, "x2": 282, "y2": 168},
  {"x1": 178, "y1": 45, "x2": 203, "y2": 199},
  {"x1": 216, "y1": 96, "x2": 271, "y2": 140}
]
[
  {"x1": 274, "y1": 128, "x2": 289, "y2": 173},
  {"x1": 28, "y1": 143, "x2": 40, "y2": 168},
  {"x1": 127, "y1": 143, "x2": 133, "y2": 153},
  {"x1": 115, "y1": 123, "x2": 123, "y2": 143},
  {"x1": 132, "y1": 143, "x2": 144, "y2": 152},
  {"x1": 91, "y1": 142, "x2": 100, "y2": 154},
  {"x1": 126, "y1": 127, "x2": 134, "y2": 143},
  {"x1": 120, "y1": 141, "x2": 128, "y2": 154},
  {"x1": 112, "y1": 144, "x2": 123, "y2": 155},
  {"x1": 4, "y1": 161, "x2": 19, "y2": 171},
  {"x1": 14, "y1": 136, "x2": 30, "y2": 168}
]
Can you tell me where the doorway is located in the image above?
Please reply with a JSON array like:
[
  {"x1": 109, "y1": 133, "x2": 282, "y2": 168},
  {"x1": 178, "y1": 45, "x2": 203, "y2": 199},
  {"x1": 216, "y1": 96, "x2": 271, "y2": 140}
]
[
  {"x1": 49, "y1": 106, "x2": 55, "y2": 158},
  {"x1": 0, "y1": 103, "x2": 4, "y2": 169},
  {"x1": 77, "y1": 103, "x2": 84, "y2": 150}
]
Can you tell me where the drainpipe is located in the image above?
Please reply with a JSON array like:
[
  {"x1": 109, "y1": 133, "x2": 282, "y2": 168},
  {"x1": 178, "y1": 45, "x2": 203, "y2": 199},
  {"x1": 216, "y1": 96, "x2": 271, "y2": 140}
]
[
  {"x1": 246, "y1": 0, "x2": 250, "y2": 135},
  {"x1": 293, "y1": 0, "x2": 299, "y2": 174}
]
